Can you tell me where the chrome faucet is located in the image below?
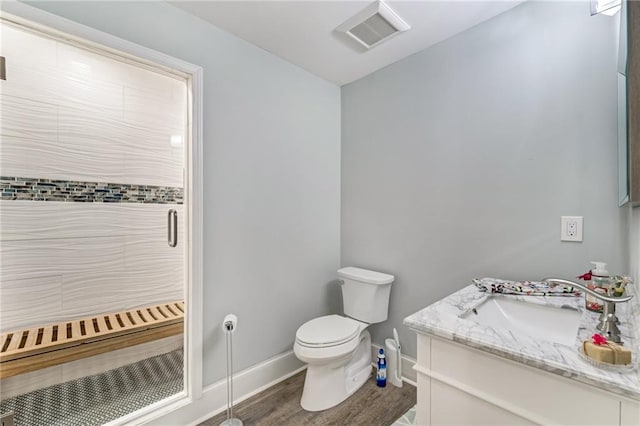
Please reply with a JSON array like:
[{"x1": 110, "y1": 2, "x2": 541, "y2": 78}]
[{"x1": 542, "y1": 278, "x2": 633, "y2": 343}]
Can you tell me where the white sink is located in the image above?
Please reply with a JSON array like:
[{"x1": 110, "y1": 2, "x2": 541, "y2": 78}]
[{"x1": 462, "y1": 296, "x2": 582, "y2": 346}]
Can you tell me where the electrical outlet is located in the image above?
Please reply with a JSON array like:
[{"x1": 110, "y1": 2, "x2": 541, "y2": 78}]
[{"x1": 561, "y1": 216, "x2": 583, "y2": 242}]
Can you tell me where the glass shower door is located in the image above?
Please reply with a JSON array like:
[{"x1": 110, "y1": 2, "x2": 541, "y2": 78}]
[{"x1": 0, "y1": 18, "x2": 188, "y2": 425}]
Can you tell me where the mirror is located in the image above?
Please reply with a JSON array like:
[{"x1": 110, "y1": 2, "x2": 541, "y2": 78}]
[
  {"x1": 618, "y1": 0, "x2": 629, "y2": 206},
  {"x1": 619, "y1": 0, "x2": 640, "y2": 206},
  {"x1": 619, "y1": 72, "x2": 628, "y2": 206}
]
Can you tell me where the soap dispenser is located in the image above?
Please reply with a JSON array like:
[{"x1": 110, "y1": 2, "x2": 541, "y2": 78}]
[{"x1": 585, "y1": 261, "x2": 610, "y2": 313}]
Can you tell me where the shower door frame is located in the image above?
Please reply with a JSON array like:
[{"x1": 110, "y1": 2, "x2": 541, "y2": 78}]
[{"x1": 0, "y1": 3, "x2": 204, "y2": 424}]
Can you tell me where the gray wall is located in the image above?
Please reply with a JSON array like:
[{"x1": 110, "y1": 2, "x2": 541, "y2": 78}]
[
  {"x1": 341, "y1": 0, "x2": 629, "y2": 358},
  {"x1": 20, "y1": 1, "x2": 341, "y2": 386}
]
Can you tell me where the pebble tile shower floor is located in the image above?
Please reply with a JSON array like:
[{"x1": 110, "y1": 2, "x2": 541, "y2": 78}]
[{"x1": 0, "y1": 349, "x2": 183, "y2": 426}]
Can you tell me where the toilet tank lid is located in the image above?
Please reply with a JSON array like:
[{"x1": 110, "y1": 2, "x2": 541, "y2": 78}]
[{"x1": 337, "y1": 267, "x2": 394, "y2": 285}]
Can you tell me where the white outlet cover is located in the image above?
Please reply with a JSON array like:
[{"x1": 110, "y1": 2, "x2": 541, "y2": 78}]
[{"x1": 561, "y1": 216, "x2": 583, "y2": 242}]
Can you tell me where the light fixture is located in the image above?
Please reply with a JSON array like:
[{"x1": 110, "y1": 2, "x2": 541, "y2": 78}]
[
  {"x1": 336, "y1": 1, "x2": 410, "y2": 50},
  {"x1": 591, "y1": 0, "x2": 621, "y2": 16}
]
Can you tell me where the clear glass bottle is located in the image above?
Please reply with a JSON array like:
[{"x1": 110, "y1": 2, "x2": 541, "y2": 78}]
[{"x1": 585, "y1": 261, "x2": 610, "y2": 313}]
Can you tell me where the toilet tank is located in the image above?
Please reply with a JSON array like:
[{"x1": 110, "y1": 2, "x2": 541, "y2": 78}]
[{"x1": 338, "y1": 267, "x2": 394, "y2": 324}]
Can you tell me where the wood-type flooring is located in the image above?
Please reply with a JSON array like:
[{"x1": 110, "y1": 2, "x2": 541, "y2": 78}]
[{"x1": 201, "y1": 370, "x2": 416, "y2": 426}]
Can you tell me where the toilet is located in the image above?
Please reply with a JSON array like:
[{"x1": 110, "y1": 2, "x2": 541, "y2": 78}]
[{"x1": 293, "y1": 266, "x2": 394, "y2": 411}]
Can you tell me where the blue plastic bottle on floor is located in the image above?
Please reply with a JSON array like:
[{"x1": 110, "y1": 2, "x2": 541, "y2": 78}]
[{"x1": 376, "y1": 348, "x2": 387, "y2": 387}]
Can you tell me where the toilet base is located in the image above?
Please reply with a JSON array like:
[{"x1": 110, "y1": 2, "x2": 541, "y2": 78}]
[{"x1": 300, "y1": 330, "x2": 372, "y2": 412}]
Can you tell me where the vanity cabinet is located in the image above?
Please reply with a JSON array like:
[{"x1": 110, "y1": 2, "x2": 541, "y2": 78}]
[{"x1": 413, "y1": 334, "x2": 640, "y2": 426}]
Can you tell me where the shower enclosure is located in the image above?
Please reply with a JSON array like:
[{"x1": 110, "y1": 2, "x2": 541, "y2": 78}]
[{"x1": 0, "y1": 13, "x2": 195, "y2": 425}]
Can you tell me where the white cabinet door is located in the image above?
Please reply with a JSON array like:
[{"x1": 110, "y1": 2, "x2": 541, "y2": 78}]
[{"x1": 431, "y1": 380, "x2": 535, "y2": 426}]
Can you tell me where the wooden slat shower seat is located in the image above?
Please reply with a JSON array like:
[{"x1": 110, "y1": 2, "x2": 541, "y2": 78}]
[{"x1": 0, "y1": 301, "x2": 184, "y2": 379}]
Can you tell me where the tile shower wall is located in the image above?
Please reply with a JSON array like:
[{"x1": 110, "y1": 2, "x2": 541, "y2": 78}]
[
  {"x1": 0, "y1": 22, "x2": 186, "y2": 396},
  {"x1": 0, "y1": 25, "x2": 186, "y2": 187},
  {"x1": 0, "y1": 201, "x2": 185, "y2": 330}
]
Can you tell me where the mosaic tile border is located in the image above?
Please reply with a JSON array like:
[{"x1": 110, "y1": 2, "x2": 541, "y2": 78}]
[{"x1": 0, "y1": 177, "x2": 183, "y2": 204}]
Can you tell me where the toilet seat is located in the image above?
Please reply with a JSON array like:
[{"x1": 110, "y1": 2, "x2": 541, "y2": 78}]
[{"x1": 295, "y1": 315, "x2": 361, "y2": 348}]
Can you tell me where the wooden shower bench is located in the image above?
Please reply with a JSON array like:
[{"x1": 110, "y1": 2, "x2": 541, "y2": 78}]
[{"x1": 0, "y1": 301, "x2": 184, "y2": 379}]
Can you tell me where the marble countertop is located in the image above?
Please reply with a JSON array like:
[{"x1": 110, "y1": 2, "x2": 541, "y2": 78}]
[{"x1": 403, "y1": 281, "x2": 640, "y2": 400}]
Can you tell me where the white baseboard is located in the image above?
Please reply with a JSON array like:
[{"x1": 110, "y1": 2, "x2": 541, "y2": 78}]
[
  {"x1": 148, "y1": 350, "x2": 305, "y2": 426},
  {"x1": 371, "y1": 343, "x2": 417, "y2": 386}
]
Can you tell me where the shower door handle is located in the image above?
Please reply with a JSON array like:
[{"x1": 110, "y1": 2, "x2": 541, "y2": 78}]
[{"x1": 168, "y1": 209, "x2": 178, "y2": 247}]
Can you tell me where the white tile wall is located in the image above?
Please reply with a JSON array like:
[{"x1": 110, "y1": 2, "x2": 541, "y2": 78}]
[
  {"x1": 0, "y1": 94, "x2": 58, "y2": 140},
  {"x1": 0, "y1": 22, "x2": 57, "y2": 70},
  {"x1": 56, "y1": 105, "x2": 128, "y2": 181},
  {"x1": 0, "y1": 236, "x2": 126, "y2": 283},
  {"x1": 0, "y1": 275, "x2": 63, "y2": 331},
  {"x1": 0, "y1": 21, "x2": 187, "y2": 187},
  {"x1": 0, "y1": 24, "x2": 59, "y2": 104},
  {"x1": 0, "y1": 202, "x2": 184, "y2": 332},
  {"x1": 0, "y1": 21, "x2": 187, "y2": 395},
  {"x1": 0, "y1": 201, "x2": 181, "y2": 240}
]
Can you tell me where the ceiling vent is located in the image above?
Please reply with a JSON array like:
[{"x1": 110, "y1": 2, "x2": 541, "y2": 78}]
[{"x1": 336, "y1": 1, "x2": 410, "y2": 50}]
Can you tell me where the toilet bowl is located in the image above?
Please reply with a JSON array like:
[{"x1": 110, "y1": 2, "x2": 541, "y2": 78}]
[
  {"x1": 293, "y1": 267, "x2": 394, "y2": 412},
  {"x1": 294, "y1": 315, "x2": 372, "y2": 412}
]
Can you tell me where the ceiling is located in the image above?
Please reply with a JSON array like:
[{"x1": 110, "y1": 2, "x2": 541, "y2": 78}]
[{"x1": 171, "y1": 1, "x2": 524, "y2": 86}]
